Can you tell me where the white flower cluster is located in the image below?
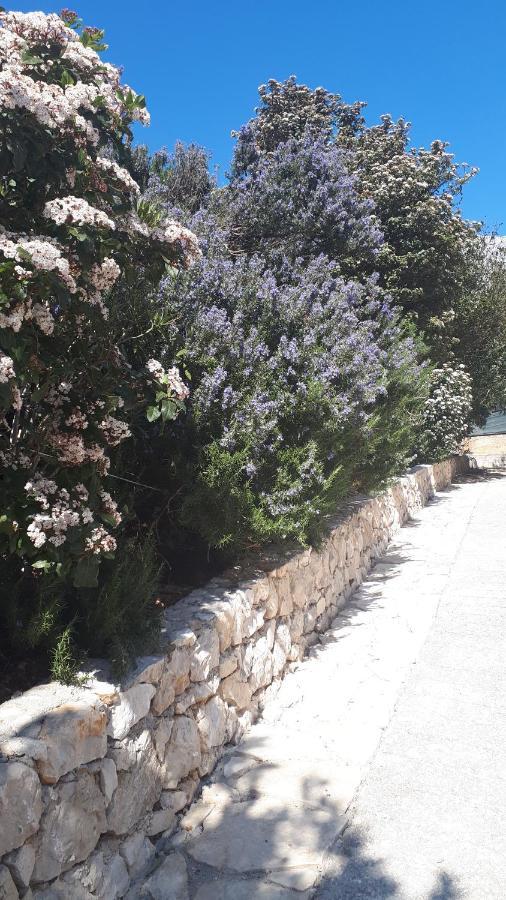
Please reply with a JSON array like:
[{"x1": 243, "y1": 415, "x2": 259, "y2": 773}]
[
  {"x1": 146, "y1": 359, "x2": 190, "y2": 401},
  {"x1": 0, "y1": 353, "x2": 15, "y2": 383},
  {"x1": 98, "y1": 415, "x2": 132, "y2": 446},
  {"x1": 85, "y1": 525, "x2": 117, "y2": 555},
  {"x1": 0, "y1": 11, "x2": 149, "y2": 142},
  {"x1": 44, "y1": 196, "x2": 115, "y2": 230},
  {"x1": 420, "y1": 363, "x2": 473, "y2": 458},
  {"x1": 100, "y1": 490, "x2": 122, "y2": 526},
  {"x1": 25, "y1": 475, "x2": 84, "y2": 548},
  {"x1": 0, "y1": 228, "x2": 77, "y2": 291},
  {"x1": 152, "y1": 220, "x2": 202, "y2": 267},
  {"x1": 83, "y1": 257, "x2": 122, "y2": 317},
  {"x1": 1, "y1": 10, "x2": 75, "y2": 46},
  {"x1": 96, "y1": 157, "x2": 141, "y2": 195}
]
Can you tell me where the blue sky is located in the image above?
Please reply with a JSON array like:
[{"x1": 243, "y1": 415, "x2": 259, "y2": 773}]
[{"x1": 13, "y1": 0, "x2": 506, "y2": 232}]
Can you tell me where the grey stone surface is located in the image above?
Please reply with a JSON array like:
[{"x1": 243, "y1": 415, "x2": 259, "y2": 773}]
[
  {"x1": 107, "y1": 684, "x2": 156, "y2": 740},
  {"x1": 0, "y1": 762, "x2": 42, "y2": 856},
  {"x1": 107, "y1": 730, "x2": 162, "y2": 835},
  {"x1": 32, "y1": 769, "x2": 107, "y2": 882},
  {"x1": 138, "y1": 852, "x2": 188, "y2": 899},
  {"x1": 193, "y1": 878, "x2": 312, "y2": 899},
  {"x1": 0, "y1": 865, "x2": 19, "y2": 900},
  {"x1": 317, "y1": 469, "x2": 506, "y2": 899},
  {"x1": 186, "y1": 798, "x2": 345, "y2": 871},
  {"x1": 36, "y1": 700, "x2": 107, "y2": 784}
]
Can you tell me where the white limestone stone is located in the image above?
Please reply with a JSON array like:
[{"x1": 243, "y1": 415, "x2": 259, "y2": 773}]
[
  {"x1": 107, "y1": 684, "x2": 155, "y2": 740},
  {"x1": 196, "y1": 696, "x2": 228, "y2": 751},
  {"x1": 107, "y1": 731, "x2": 162, "y2": 836},
  {"x1": 162, "y1": 716, "x2": 201, "y2": 789},
  {"x1": 139, "y1": 852, "x2": 188, "y2": 900},
  {"x1": 35, "y1": 700, "x2": 107, "y2": 784},
  {"x1": 3, "y1": 841, "x2": 35, "y2": 890},
  {"x1": 190, "y1": 629, "x2": 220, "y2": 682},
  {"x1": 0, "y1": 762, "x2": 42, "y2": 856},
  {"x1": 0, "y1": 866, "x2": 18, "y2": 900},
  {"x1": 119, "y1": 831, "x2": 155, "y2": 877},
  {"x1": 32, "y1": 769, "x2": 107, "y2": 882}
]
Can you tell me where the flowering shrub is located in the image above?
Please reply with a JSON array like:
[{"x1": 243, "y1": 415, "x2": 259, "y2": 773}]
[
  {"x1": 233, "y1": 78, "x2": 480, "y2": 337},
  {"x1": 417, "y1": 364, "x2": 473, "y2": 461},
  {"x1": 228, "y1": 133, "x2": 383, "y2": 273},
  {"x1": 0, "y1": 9, "x2": 199, "y2": 680},
  {"x1": 148, "y1": 197, "x2": 423, "y2": 551}
]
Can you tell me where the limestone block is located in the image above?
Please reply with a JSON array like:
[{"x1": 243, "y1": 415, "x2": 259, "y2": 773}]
[
  {"x1": 289, "y1": 610, "x2": 304, "y2": 642},
  {"x1": 107, "y1": 684, "x2": 155, "y2": 740},
  {"x1": 153, "y1": 716, "x2": 173, "y2": 761},
  {"x1": 0, "y1": 737, "x2": 48, "y2": 763},
  {"x1": 180, "y1": 799, "x2": 214, "y2": 831},
  {"x1": 4, "y1": 841, "x2": 35, "y2": 890},
  {"x1": 219, "y1": 649, "x2": 238, "y2": 679},
  {"x1": 0, "y1": 866, "x2": 18, "y2": 900},
  {"x1": 32, "y1": 769, "x2": 107, "y2": 882},
  {"x1": 271, "y1": 641, "x2": 287, "y2": 678},
  {"x1": 274, "y1": 578, "x2": 293, "y2": 616},
  {"x1": 275, "y1": 622, "x2": 291, "y2": 656},
  {"x1": 152, "y1": 648, "x2": 191, "y2": 715},
  {"x1": 123, "y1": 655, "x2": 165, "y2": 688},
  {"x1": 119, "y1": 832, "x2": 155, "y2": 877},
  {"x1": 159, "y1": 789, "x2": 187, "y2": 813},
  {"x1": 196, "y1": 697, "x2": 228, "y2": 752},
  {"x1": 150, "y1": 671, "x2": 175, "y2": 717},
  {"x1": 0, "y1": 762, "x2": 42, "y2": 856},
  {"x1": 98, "y1": 756, "x2": 117, "y2": 804},
  {"x1": 303, "y1": 605, "x2": 317, "y2": 634},
  {"x1": 175, "y1": 677, "x2": 218, "y2": 715},
  {"x1": 107, "y1": 731, "x2": 162, "y2": 836},
  {"x1": 219, "y1": 671, "x2": 252, "y2": 711},
  {"x1": 198, "y1": 748, "x2": 220, "y2": 777},
  {"x1": 138, "y1": 852, "x2": 188, "y2": 900},
  {"x1": 190, "y1": 629, "x2": 220, "y2": 682},
  {"x1": 162, "y1": 716, "x2": 201, "y2": 789},
  {"x1": 201, "y1": 599, "x2": 235, "y2": 652},
  {"x1": 61, "y1": 851, "x2": 129, "y2": 900},
  {"x1": 242, "y1": 636, "x2": 274, "y2": 693},
  {"x1": 145, "y1": 807, "x2": 176, "y2": 836},
  {"x1": 228, "y1": 591, "x2": 264, "y2": 645},
  {"x1": 35, "y1": 700, "x2": 107, "y2": 784},
  {"x1": 262, "y1": 583, "x2": 279, "y2": 619}
]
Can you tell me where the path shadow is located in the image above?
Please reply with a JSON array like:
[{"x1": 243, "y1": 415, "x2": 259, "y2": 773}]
[{"x1": 157, "y1": 749, "x2": 464, "y2": 900}]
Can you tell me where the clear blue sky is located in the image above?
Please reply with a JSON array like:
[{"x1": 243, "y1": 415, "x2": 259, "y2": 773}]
[{"x1": 13, "y1": 0, "x2": 506, "y2": 232}]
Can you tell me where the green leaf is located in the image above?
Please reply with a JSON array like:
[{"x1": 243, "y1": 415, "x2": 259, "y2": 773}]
[
  {"x1": 32, "y1": 559, "x2": 53, "y2": 571},
  {"x1": 73, "y1": 556, "x2": 100, "y2": 588},
  {"x1": 161, "y1": 398, "x2": 178, "y2": 421},
  {"x1": 21, "y1": 50, "x2": 44, "y2": 65},
  {"x1": 146, "y1": 405, "x2": 161, "y2": 422},
  {"x1": 60, "y1": 69, "x2": 75, "y2": 88}
]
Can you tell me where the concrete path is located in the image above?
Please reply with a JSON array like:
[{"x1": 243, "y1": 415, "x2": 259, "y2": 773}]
[{"x1": 138, "y1": 470, "x2": 506, "y2": 900}]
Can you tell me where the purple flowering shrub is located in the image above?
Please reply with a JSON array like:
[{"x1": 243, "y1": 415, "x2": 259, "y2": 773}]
[
  {"x1": 154, "y1": 217, "x2": 423, "y2": 550},
  {"x1": 228, "y1": 134, "x2": 383, "y2": 274}
]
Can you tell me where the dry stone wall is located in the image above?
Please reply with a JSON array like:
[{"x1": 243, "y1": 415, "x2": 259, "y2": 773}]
[{"x1": 0, "y1": 457, "x2": 469, "y2": 899}]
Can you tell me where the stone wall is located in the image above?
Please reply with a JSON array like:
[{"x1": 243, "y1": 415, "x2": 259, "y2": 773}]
[{"x1": 0, "y1": 457, "x2": 469, "y2": 899}]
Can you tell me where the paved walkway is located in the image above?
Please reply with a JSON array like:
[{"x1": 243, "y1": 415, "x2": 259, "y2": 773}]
[{"x1": 138, "y1": 470, "x2": 506, "y2": 900}]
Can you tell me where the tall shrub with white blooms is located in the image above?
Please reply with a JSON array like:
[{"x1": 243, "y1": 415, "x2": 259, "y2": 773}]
[
  {"x1": 0, "y1": 9, "x2": 199, "y2": 591},
  {"x1": 417, "y1": 364, "x2": 473, "y2": 461}
]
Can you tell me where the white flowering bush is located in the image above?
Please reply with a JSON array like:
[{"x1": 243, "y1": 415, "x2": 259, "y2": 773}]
[
  {"x1": 0, "y1": 8, "x2": 199, "y2": 606},
  {"x1": 417, "y1": 364, "x2": 473, "y2": 461}
]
